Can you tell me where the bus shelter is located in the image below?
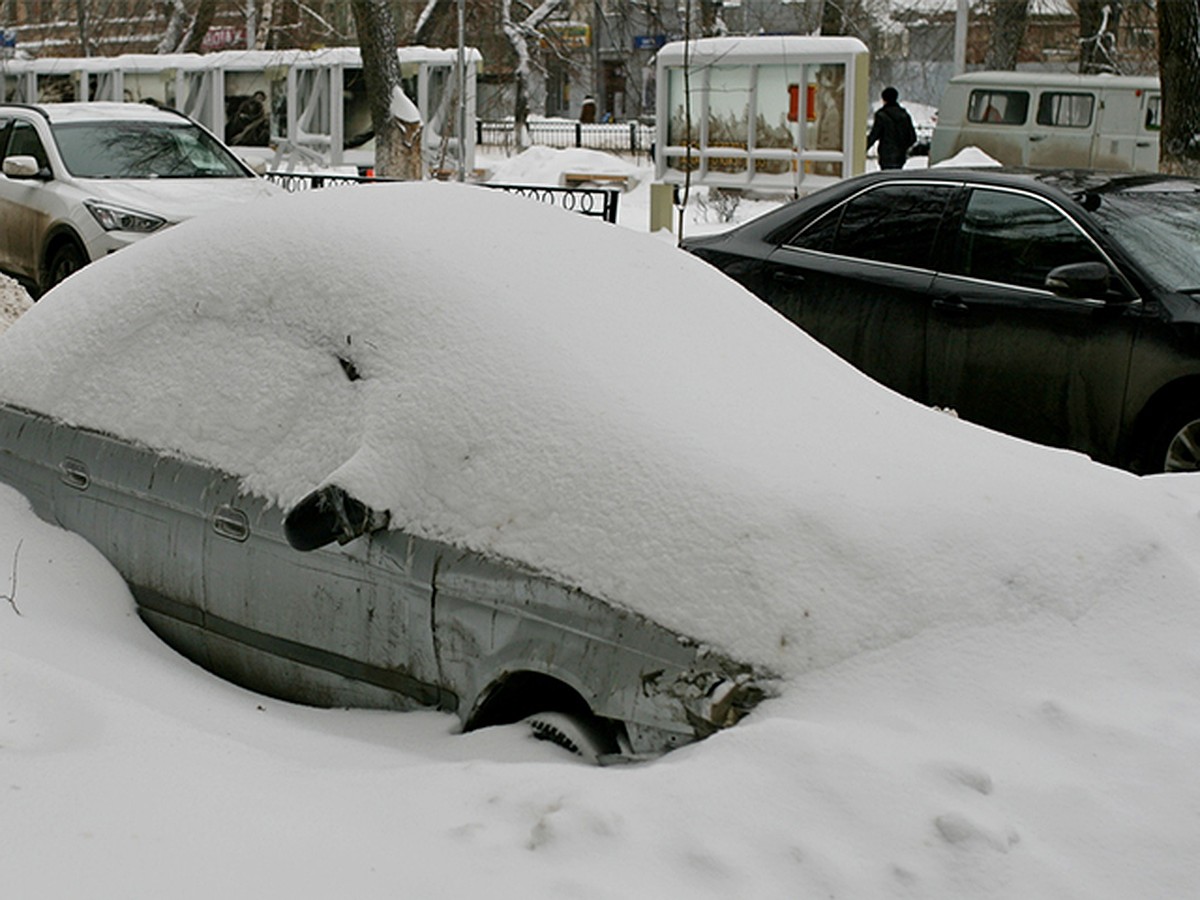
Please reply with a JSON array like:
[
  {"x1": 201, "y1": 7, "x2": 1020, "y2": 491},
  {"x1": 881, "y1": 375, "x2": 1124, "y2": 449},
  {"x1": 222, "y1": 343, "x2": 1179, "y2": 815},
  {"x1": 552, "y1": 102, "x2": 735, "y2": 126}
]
[
  {"x1": 655, "y1": 36, "x2": 869, "y2": 194},
  {"x1": 0, "y1": 46, "x2": 480, "y2": 174}
]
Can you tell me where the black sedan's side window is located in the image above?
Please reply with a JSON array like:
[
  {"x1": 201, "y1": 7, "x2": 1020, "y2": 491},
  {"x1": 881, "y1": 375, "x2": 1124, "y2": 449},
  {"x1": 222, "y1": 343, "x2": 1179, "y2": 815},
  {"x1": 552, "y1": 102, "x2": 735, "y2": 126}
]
[
  {"x1": 948, "y1": 188, "x2": 1106, "y2": 291},
  {"x1": 789, "y1": 184, "x2": 956, "y2": 270}
]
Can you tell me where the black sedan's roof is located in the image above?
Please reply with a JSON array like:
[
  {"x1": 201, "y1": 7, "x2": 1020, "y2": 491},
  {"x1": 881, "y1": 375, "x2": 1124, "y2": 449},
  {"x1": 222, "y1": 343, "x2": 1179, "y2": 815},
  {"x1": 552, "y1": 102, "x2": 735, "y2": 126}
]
[{"x1": 682, "y1": 167, "x2": 1200, "y2": 248}]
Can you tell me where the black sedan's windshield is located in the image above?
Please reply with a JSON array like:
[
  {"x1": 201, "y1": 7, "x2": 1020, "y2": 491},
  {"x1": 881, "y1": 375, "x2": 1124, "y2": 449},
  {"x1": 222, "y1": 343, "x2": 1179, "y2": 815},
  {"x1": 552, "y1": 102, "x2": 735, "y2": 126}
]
[
  {"x1": 1089, "y1": 183, "x2": 1200, "y2": 293},
  {"x1": 51, "y1": 120, "x2": 249, "y2": 179}
]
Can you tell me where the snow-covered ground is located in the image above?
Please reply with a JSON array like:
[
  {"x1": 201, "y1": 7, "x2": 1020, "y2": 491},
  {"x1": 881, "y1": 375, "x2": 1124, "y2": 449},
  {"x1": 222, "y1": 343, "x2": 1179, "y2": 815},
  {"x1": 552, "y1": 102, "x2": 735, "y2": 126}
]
[{"x1": 4, "y1": 146, "x2": 1200, "y2": 900}]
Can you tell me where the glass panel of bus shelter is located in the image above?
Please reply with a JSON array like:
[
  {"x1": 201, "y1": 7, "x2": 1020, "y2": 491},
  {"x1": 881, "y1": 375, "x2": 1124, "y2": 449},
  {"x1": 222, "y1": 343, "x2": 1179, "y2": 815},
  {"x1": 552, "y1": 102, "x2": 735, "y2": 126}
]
[
  {"x1": 754, "y1": 63, "x2": 798, "y2": 181},
  {"x1": 424, "y1": 63, "x2": 463, "y2": 168},
  {"x1": 123, "y1": 71, "x2": 172, "y2": 106},
  {"x1": 224, "y1": 70, "x2": 272, "y2": 146},
  {"x1": 705, "y1": 64, "x2": 751, "y2": 174},
  {"x1": 665, "y1": 65, "x2": 702, "y2": 173},
  {"x1": 805, "y1": 62, "x2": 845, "y2": 177},
  {"x1": 38, "y1": 74, "x2": 76, "y2": 102}
]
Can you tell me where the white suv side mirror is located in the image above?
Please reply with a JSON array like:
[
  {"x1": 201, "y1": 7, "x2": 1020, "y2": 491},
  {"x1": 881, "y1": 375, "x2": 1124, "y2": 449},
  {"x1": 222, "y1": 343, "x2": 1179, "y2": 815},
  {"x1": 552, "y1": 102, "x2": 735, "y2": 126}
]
[{"x1": 3, "y1": 155, "x2": 43, "y2": 179}]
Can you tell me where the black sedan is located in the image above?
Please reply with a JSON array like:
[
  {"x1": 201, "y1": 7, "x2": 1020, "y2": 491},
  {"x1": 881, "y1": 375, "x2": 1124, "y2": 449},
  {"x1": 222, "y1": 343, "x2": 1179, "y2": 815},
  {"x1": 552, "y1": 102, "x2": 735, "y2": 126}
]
[{"x1": 683, "y1": 168, "x2": 1200, "y2": 473}]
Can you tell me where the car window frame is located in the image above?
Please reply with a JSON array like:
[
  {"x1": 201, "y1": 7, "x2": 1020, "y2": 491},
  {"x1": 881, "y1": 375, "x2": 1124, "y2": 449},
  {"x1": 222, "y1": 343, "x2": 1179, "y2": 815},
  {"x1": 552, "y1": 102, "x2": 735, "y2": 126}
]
[
  {"x1": 778, "y1": 178, "x2": 962, "y2": 275},
  {"x1": 4, "y1": 117, "x2": 52, "y2": 174},
  {"x1": 940, "y1": 182, "x2": 1140, "y2": 306}
]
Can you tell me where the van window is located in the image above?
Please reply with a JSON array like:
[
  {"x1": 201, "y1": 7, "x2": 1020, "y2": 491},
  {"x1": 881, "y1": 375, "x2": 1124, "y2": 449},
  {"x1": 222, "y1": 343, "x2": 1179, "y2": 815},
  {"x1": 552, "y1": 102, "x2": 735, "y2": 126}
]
[
  {"x1": 967, "y1": 90, "x2": 1029, "y2": 125},
  {"x1": 1145, "y1": 95, "x2": 1162, "y2": 131},
  {"x1": 1036, "y1": 92, "x2": 1094, "y2": 128}
]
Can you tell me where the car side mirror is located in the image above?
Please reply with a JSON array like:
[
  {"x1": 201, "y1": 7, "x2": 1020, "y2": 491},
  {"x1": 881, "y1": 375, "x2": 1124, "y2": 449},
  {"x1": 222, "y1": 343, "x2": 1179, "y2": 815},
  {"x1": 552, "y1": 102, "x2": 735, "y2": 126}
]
[
  {"x1": 1045, "y1": 262, "x2": 1111, "y2": 300},
  {"x1": 283, "y1": 484, "x2": 389, "y2": 551},
  {"x1": 3, "y1": 155, "x2": 47, "y2": 180}
]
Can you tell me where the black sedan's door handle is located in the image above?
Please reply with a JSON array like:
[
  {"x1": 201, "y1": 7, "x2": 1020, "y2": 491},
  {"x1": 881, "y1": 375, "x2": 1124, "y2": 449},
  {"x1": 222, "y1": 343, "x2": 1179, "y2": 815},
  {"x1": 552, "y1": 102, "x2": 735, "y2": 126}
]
[
  {"x1": 772, "y1": 270, "x2": 805, "y2": 287},
  {"x1": 931, "y1": 296, "x2": 970, "y2": 315}
]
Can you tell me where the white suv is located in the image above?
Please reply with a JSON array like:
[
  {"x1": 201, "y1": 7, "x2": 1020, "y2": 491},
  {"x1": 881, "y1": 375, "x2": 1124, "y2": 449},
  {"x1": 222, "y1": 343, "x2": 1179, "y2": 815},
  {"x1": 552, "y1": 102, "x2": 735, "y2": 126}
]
[{"x1": 0, "y1": 102, "x2": 282, "y2": 296}]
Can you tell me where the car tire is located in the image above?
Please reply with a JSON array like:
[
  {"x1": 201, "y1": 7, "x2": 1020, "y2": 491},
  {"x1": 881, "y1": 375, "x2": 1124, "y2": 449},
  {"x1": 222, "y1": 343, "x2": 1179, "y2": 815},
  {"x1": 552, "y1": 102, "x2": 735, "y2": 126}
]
[
  {"x1": 525, "y1": 711, "x2": 619, "y2": 763},
  {"x1": 46, "y1": 240, "x2": 87, "y2": 292},
  {"x1": 1144, "y1": 403, "x2": 1200, "y2": 473}
]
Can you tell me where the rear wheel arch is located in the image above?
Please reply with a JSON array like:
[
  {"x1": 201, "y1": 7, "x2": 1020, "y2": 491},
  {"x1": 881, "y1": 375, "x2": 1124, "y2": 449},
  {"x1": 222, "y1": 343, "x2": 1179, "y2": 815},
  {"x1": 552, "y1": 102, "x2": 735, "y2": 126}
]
[
  {"x1": 466, "y1": 669, "x2": 625, "y2": 759},
  {"x1": 1128, "y1": 375, "x2": 1200, "y2": 473}
]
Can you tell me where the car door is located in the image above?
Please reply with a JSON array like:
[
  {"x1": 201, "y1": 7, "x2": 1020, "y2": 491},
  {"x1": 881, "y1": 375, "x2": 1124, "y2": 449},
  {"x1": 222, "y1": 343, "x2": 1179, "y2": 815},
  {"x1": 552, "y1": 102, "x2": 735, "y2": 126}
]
[
  {"x1": 925, "y1": 185, "x2": 1141, "y2": 463},
  {"x1": 0, "y1": 118, "x2": 52, "y2": 281},
  {"x1": 762, "y1": 181, "x2": 959, "y2": 401},
  {"x1": 202, "y1": 479, "x2": 443, "y2": 711}
]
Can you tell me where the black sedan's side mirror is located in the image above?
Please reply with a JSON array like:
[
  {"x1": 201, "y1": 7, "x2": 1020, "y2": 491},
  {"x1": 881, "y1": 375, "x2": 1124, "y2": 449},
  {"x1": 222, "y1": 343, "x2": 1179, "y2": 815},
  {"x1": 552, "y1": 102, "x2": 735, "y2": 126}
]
[
  {"x1": 1045, "y1": 262, "x2": 1111, "y2": 300},
  {"x1": 284, "y1": 484, "x2": 389, "y2": 551}
]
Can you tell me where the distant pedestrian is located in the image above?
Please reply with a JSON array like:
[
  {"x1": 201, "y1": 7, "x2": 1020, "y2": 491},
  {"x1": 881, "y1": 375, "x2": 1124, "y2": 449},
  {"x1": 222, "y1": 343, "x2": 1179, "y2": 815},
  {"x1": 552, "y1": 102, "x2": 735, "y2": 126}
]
[
  {"x1": 580, "y1": 95, "x2": 597, "y2": 124},
  {"x1": 867, "y1": 86, "x2": 917, "y2": 170}
]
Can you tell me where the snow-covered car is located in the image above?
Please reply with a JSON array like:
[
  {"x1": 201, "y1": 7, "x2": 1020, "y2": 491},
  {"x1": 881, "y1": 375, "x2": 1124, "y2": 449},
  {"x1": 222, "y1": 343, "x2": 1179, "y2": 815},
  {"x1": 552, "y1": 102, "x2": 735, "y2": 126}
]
[
  {"x1": 0, "y1": 102, "x2": 282, "y2": 296},
  {"x1": 0, "y1": 182, "x2": 786, "y2": 762}
]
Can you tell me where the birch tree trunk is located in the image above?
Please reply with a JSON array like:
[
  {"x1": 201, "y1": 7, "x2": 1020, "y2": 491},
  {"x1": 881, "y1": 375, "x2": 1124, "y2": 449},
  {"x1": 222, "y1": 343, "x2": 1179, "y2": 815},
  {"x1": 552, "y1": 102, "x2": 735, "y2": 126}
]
[{"x1": 501, "y1": 0, "x2": 566, "y2": 152}]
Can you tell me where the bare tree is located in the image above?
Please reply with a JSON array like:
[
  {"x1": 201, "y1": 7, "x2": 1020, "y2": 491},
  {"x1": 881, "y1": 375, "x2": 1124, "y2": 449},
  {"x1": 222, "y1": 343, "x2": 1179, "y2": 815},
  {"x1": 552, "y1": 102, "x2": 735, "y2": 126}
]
[
  {"x1": 1157, "y1": 0, "x2": 1200, "y2": 175},
  {"x1": 351, "y1": 0, "x2": 423, "y2": 179},
  {"x1": 181, "y1": 0, "x2": 219, "y2": 53},
  {"x1": 155, "y1": 0, "x2": 191, "y2": 52},
  {"x1": 1078, "y1": 0, "x2": 1120, "y2": 73},
  {"x1": 501, "y1": 0, "x2": 568, "y2": 150},
  {"x1": 983, "y1": 0, "x2": 1029, "y2": 70}
]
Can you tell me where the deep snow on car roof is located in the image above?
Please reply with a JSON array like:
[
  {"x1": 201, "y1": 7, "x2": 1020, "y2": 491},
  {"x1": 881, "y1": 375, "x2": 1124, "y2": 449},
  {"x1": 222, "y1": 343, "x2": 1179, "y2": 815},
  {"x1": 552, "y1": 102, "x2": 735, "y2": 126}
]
[{"x1": 0, "y1": 182, "x2": 1187, "y2": 679}]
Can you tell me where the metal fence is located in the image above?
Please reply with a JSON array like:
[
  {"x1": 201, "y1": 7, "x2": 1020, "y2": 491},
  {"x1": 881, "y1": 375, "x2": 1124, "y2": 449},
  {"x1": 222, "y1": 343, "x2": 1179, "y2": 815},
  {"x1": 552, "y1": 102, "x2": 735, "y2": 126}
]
[
  {"x1": 476, "y1": 119, "x2": 655, "y2": 157},
  {"x1": 264, "y1": 171, "x2": 620, "y2": 224}
]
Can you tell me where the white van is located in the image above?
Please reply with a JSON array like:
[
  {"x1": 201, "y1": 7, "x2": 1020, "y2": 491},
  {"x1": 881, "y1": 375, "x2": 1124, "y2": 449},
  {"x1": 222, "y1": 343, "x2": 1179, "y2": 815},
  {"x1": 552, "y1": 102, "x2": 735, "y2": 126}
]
[{"x1": 929, "y1": 71, "x2": 1160, "y2": 171}]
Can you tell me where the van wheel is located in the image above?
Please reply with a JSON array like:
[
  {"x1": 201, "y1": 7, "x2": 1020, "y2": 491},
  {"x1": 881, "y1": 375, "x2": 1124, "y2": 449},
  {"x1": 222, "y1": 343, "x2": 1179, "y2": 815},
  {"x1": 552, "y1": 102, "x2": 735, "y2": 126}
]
[
  {"x1": 525, "y1": 711, "x2": 619, "y2": 764},
  {"x1": 1144, "y1": 403, "x2": 1200, "y2": 473},
  {"x1": 46, "y1": 241, "x2": 86, "y2": 291}
]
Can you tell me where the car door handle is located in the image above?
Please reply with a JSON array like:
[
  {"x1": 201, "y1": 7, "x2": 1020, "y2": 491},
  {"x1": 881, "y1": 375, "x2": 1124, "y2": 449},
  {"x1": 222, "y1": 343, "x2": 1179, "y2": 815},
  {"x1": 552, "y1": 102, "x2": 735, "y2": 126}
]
[
  {"x1": 59, "y1": 457, "x2": 90, "y2": 491},
  {"x1": 1029, "y1": 134, "x2": 1048, "y2": 142},
  {"x1": 931, "y1": 296, "x2": 970, "y2": 315},
  {"x1": 1136, "y1": 141, "x2": 1152, "y2": 147},
  {"x1": 212, "y1": 505, "x2": 250, "y2": 542},
  {"x1": 772, "y1": 270, "x2": 805, "y2": 287}
]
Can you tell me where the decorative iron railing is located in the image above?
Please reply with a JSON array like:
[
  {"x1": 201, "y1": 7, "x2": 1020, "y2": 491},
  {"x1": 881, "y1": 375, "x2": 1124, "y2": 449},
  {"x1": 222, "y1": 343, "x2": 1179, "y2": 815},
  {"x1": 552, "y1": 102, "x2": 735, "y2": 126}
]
[{"x1": 264, "y1": 172, "x2": 620, "y2": 224}]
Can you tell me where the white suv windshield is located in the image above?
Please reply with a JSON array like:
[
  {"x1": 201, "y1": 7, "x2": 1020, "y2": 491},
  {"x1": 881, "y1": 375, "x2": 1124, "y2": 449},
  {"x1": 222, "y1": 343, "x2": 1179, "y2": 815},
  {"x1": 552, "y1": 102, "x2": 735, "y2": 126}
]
[{"x1": 51, "y1": 120, "x2": 249, "y2": 179}]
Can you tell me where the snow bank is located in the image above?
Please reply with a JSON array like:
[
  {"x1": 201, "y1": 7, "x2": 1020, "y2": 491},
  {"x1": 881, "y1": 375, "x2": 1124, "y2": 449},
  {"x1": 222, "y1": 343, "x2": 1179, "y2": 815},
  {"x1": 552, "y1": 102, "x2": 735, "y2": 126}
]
[{"x1": 0, "y1": 181, "x2": 1196, "y2": 684}]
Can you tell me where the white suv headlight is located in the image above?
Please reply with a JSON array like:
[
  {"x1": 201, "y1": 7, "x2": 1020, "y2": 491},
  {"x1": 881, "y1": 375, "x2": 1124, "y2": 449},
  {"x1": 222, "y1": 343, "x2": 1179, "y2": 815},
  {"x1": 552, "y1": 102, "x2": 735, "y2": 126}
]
[{"x1": 84, "y1": 200, "x2": 167, "y2": 233}]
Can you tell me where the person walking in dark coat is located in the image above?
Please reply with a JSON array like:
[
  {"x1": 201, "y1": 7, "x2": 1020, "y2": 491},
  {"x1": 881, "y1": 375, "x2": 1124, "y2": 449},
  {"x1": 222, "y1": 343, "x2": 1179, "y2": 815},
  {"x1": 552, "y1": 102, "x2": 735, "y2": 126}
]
[{"x1": 867, "y1": 86, "x2": 917, "y2": 170}]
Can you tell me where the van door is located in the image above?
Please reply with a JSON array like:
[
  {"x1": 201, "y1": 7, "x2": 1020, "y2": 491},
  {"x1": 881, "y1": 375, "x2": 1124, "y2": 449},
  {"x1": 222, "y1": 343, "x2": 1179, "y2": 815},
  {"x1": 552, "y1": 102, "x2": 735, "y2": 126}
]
[
  {"x1": 1131, "y1": 92, "x2": 1161, "y2": 172},
  {"x1": 1027, "y1": 90, "x2": 1097, "y2": 168}
]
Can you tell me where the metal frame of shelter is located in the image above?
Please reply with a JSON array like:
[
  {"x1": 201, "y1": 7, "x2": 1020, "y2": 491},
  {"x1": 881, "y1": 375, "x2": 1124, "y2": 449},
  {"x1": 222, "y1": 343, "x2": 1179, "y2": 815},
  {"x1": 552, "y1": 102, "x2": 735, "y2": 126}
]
[
  {"x1": 0, "y1": 46, "x2": 481, "y2": 174},
  {"x1": 655, "y1": 36, "x2": 870, "y2": 194}
]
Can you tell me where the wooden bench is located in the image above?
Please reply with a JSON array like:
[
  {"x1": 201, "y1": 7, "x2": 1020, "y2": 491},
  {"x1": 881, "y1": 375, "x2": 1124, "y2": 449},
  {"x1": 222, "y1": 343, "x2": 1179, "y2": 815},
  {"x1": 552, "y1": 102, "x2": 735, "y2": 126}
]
[{"x1": 562, "y1": 172, "x2": 630, "y2": 190}]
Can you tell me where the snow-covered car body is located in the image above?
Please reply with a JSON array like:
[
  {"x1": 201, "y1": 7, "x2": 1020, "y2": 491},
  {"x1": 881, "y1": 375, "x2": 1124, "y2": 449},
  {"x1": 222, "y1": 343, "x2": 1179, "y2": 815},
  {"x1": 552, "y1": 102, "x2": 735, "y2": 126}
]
[
  {"x1": 0, "y1": 182, "x2": 778, "y2": 761},
  {"x1": 0, "y1": 405, "x2": 755, "y2": 759}
]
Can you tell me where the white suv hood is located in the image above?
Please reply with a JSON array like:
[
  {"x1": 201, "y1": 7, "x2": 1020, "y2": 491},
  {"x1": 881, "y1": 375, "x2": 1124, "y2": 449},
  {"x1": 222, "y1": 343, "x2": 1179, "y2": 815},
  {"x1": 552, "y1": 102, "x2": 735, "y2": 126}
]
[{"x1": 83, "y1": 178, "x2": 283, "y2": 223}]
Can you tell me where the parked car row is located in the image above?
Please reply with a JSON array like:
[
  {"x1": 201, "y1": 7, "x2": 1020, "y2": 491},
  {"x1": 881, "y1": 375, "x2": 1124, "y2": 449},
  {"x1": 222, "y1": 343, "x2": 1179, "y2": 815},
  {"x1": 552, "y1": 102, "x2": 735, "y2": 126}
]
[{"x1": 3, "y1": 98, "x2": 1200, "y2": 766}]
